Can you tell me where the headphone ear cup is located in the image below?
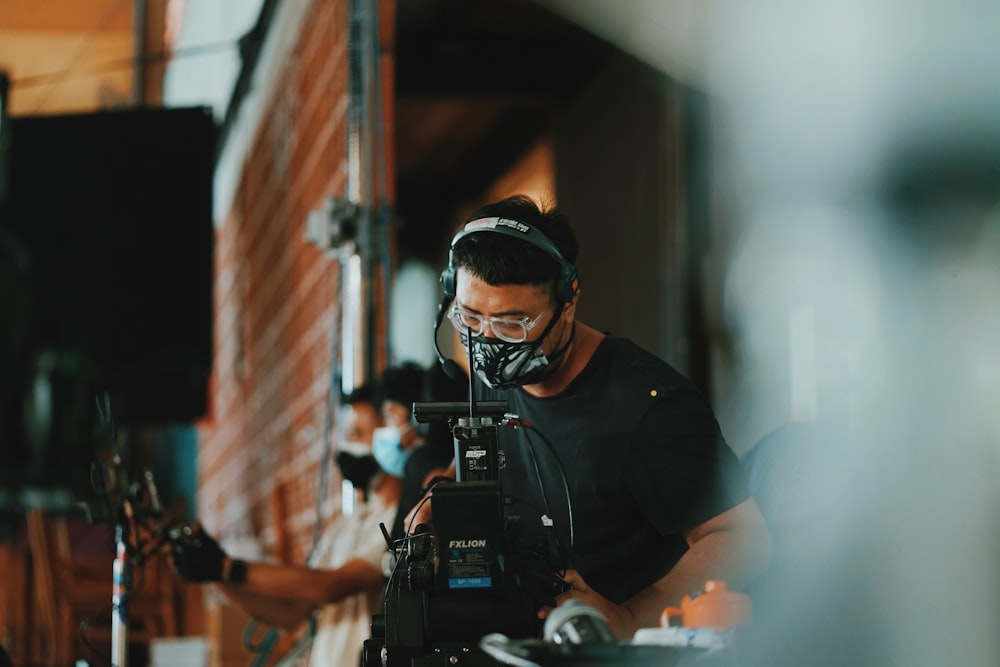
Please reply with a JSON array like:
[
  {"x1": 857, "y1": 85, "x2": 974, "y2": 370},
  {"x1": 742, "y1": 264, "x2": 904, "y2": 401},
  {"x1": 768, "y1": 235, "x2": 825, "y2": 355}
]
[
  {"x1": 440, "y1": 264, "x2": 456, "y2": 300},
  {"x1": 556, "y1": 265, "x2": 580, "y2": 303}
]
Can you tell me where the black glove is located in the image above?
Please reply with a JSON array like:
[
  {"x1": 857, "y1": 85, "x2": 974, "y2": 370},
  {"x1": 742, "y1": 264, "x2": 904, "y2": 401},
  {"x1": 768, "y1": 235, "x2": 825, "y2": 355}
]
[{"x1": 169, "y1": 525, "x2": 226, "y2": 582}]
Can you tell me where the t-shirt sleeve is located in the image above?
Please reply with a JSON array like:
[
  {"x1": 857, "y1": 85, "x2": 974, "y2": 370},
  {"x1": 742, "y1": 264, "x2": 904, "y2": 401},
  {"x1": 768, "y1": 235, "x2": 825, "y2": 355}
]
[
  {"x1": 310, "y1": 505, "x2": 396, "y2": 570},
  {"x1": 623, "y1": 388, "x2": 750, "y2": 536},
  {"x1": 355, "y1": 504, "x2": 397, "y2": 568}
]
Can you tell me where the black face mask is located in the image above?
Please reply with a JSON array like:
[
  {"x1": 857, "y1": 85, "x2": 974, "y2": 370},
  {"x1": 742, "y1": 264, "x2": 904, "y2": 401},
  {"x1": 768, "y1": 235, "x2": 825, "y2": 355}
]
[
  {"x1": 335, "y1": 451, "x2": 379, "y2": 490},
  {"x1": 459, "y1": 311, "x2": 574, "y2": 390}
]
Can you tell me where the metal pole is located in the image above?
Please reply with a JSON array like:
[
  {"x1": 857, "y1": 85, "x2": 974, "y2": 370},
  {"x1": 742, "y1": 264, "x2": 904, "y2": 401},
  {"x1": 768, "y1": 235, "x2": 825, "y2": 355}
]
[
  {"x1": 111, "y1": 524, "x2": 129, "y2": 667},
  {"x1": 131, "y1": 0, "x2": 147, "y2": 106}
]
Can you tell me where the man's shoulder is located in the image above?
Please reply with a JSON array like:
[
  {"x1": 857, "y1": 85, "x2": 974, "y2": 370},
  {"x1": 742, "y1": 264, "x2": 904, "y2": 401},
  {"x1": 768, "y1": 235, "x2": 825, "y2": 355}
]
[{"x1": 601, "y1": 336, "x2": 691, "y2": 393}]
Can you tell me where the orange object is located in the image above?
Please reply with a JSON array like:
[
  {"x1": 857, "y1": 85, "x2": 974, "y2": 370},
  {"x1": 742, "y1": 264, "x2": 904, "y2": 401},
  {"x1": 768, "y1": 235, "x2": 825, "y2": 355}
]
[{"x1": 660, "y1": 580, "x2": 752, "y2": 630}]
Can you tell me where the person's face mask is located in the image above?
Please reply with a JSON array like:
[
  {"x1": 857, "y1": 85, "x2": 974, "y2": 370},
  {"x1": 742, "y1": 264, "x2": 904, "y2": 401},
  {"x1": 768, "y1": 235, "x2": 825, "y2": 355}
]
[
  {"x1": 459, "y1": 304, "x2": 575, "y2": 390},
  {"x1": 335, "y1": 441, "x2": 379, "y2": 489},
  {"x1": 461, "y1": 330, "x2": 551, "y2": 389},
  {"x1": 371, "y1": 425, "x2": 414, "y2": 477}
]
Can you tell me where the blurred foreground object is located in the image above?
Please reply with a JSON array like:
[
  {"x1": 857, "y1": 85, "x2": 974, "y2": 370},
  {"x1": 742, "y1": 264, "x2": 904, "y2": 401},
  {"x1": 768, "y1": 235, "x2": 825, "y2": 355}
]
[{"x1": 661, "y1": 580, "x2": 751, "y2": 631}]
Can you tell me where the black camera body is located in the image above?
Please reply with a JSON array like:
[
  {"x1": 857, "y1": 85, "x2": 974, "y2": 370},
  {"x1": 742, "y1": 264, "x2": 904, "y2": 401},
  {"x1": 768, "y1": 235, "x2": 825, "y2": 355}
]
[{"x1": 365, "y1": 402, "x2": 568, "y2": 666}]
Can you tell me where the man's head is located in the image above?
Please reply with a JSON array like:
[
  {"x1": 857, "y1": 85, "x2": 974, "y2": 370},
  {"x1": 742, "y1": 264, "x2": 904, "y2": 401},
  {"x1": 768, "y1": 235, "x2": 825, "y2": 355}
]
[
  {"x1": 340, "y1": 383, "x2": 380, "y2": 448},
  {"x1": 441, "y1": 195, "x2": 581, "y2": 389},
  {"x1": 372, "y1": 362, "x2": 428, "y2": 477},
  {"x1": 445, "y1": 195, "x2": 580, "y2": 302},
  {"x1": 336, "y1": 384, "x2": 382, "y2": 490},
  {"x1": 374, "y1": 362, "x2": 426, "y2": 431}
]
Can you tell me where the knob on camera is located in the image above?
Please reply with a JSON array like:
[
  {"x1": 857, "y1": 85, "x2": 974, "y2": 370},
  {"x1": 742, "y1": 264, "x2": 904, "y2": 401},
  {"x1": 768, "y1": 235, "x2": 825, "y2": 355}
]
[
  {"x1": 405, "y1": 523, "x2": 435, "y2": 591},
  {"x1": 543, "y1": 599, "x2": 616, "y2": 645}
]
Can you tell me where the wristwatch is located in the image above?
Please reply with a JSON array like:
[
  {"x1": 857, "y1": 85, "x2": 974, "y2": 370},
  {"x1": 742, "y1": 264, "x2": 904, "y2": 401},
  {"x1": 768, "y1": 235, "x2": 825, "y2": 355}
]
[{"x1": 226, "y1": 558, "x2": 248, "y2": 584}]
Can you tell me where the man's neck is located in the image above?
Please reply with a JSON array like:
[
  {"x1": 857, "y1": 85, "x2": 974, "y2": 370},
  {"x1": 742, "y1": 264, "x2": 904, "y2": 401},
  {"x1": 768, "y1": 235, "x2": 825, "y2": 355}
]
[
  {"x1": 523, "y1": 322, "x2": 604, "y2": 398},
  {"x1": 371, "y1": 472, "x2": 402, "y2": 506}
]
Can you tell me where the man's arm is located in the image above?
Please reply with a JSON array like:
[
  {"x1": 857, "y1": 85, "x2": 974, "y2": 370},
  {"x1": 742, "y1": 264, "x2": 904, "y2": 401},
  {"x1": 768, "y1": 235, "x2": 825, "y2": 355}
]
[
  {"x1": 211, "y1": 587, "x2": 316, "y2": 631},
  {"x1": 542, "y1": 497, "x2": 771, "y2": 639},
  {"x1": 170, "y1": 526, "x2": 387, "y2": 631},
  {"x1": 211, "y1": 557, "x2": 384, "y2": 630},
  {"x1": 226, "y1": 556, "x2": 384, "y2": 603},
  {"x1": 622, "y1": 497, "x2": 771, "y2": 631}
]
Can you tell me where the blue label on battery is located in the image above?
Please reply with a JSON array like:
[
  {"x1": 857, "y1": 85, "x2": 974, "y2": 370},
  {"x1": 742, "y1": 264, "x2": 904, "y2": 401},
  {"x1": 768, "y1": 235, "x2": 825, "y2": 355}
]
[{"x1": 448, "y1": 577, "x2": 492, "y2": 589}]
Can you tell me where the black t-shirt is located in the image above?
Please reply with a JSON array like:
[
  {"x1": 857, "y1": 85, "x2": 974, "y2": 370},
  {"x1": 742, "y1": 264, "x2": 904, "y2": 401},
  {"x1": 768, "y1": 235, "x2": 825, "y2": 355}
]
[
  {"x1": 479, "y1": 336, "x2": 749, "y2": 604},
  {"x1": 391, "y1": 432, "x2": 454, "y2": 542}
]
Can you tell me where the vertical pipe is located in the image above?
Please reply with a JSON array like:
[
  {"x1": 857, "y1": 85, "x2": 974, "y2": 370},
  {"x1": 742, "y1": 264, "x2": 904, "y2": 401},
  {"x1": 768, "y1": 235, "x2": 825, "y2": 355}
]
[
  {"x1": 343, "y1": 0, "x2": 365, "y2": 394},
  {"x1": 346, "y1": 0, "x2": 363, "y2": 207},
  {"x1": 111, "y1": 528, "x2": 129, "y2": 667},
  {"x1": 131, "y1": 0, "x2": 147, "y2": 106},
  {"x1": 340, "y1": 253, "x2": 368, "y2": 397},
  {"x1": 342, "y1": 0, "x2": 383, "y2": 391},
  {"x1": 359, "y1": 0, "x2": 379, "y2": 385}
]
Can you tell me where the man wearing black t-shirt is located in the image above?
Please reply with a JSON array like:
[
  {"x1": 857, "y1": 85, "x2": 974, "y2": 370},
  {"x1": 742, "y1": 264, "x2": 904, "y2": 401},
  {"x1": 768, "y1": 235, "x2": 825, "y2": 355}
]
[{"x1": 418, "y1": 194, "x2": 771, "y2": 639}]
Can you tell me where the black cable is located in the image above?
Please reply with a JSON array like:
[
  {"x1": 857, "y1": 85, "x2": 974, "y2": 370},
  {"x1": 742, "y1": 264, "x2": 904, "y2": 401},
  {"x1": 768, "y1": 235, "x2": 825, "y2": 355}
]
[
  {"x1": 382, "y1": 527, "x2": 433, "y2": 603},
  {"x1": 503, "y1": 495, "x2": 558, "y2": 525},
  {"x1": 79, "y1": 605, "x2": 113, "y2": 664},
  {"x1": 502, "y1": 499, "x2": 569, "y2": 582},
  {"x1": 522, "y1": 432, "x2": 554, "y2": 525},
  {"x1": 418, "y1": 475, "x2": 455, "y2": 497},
  {"x1": 516, "y1": 423, "x2": 575, "y2": 570},
  {"x1": 404, "y1": 490, "x2": 436, "y2": 538},
  {"x1": 382, "y1": 537, "x2": 405, "y2": 602},
  {"x1": 385, "y1": 479, "x2": 445, "y2": 603}
]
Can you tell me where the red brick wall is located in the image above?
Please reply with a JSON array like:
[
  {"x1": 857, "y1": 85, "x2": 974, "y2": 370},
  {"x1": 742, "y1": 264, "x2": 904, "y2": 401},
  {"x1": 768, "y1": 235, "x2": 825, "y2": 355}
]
[{"x1": 197, "y1": 0, "x2": 395, "y2": 565}]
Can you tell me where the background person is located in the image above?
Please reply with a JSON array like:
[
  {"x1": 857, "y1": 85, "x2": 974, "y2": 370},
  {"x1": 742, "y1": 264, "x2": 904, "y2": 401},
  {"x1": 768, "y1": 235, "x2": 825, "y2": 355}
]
[
  {"x1": 169, "y1": 384, "x2": 397, "y2": 667},
  {"x1": 378, "y1": 361, "x2": 467, "y2": 544}
]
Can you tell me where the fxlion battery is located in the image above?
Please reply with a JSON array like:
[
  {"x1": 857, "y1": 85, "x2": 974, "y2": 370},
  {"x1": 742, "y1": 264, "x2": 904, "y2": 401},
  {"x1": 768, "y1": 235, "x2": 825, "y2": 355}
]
[{"x1": 430, "y1": 480, "x2": 506, "y2": 595}]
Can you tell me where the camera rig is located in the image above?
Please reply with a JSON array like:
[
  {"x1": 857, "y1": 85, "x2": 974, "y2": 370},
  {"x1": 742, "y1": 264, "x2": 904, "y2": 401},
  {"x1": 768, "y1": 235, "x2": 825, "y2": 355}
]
[
  {"x1": 365, "y1": 401, "x2": 569, "y2": 667},
  {"x1": 80, "y1": 451, "x2": 175, "y2": 667},
  {"x1": 72, "y1": 395, "x2": 203, "y2": 666}
]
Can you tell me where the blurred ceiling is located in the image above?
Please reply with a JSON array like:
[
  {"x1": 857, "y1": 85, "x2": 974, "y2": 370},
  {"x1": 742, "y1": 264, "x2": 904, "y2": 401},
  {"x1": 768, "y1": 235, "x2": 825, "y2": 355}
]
[
  {"x1": 0, "y1": 0, "x2": 615, "y2": 248},
  {"x1": 392, "y1": 0, "x2": 615, "y2": 249},
  {"x1": 0, "y1": 0, "x2": 168, "y2": 115}
]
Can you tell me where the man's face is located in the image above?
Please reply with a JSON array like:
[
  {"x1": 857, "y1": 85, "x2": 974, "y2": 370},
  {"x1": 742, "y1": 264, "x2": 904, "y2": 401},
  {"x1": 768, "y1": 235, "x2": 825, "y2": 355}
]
[
  {"x1": 454, "y1": 267, "x2": 574, "y2": 355},
  {"x1": 342, "y1": 401, "x2": 380, "y2": 448},
  {"x1": 380, "y1": 400, "x2": 422, "y2": 450}
]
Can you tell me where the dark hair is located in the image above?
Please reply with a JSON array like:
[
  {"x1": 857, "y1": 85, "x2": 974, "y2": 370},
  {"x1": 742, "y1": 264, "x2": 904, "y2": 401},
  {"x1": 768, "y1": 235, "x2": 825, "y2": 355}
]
[
  {"x1": 451, "y1": 195, "x2": 579, "y2": 293},
  {"x1": 343, "y1": 383, "x2": 374, "y2": 406},
  {"x1": 374, "y1": 362, "x2": 427, "y2": 409}
]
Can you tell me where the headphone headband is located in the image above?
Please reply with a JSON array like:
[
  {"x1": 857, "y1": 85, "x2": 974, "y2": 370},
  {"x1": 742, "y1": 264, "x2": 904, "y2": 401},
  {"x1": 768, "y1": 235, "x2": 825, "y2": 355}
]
[{"x1": 440, "y1": 217, "x2": 580, "y2": 303}]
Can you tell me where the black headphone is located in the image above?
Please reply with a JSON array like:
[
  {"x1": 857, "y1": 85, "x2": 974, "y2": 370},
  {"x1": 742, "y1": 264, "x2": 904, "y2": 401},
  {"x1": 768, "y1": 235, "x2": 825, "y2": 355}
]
[{"x1": 439, "y1": 217, "x2": 580, "y2": 304}]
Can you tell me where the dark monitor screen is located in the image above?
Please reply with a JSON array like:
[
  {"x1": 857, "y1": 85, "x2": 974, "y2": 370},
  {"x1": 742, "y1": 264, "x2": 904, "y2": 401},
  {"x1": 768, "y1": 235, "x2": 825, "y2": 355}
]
[{"x1": 0, "y1": 105, "x2": 215, "y2": 505}]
